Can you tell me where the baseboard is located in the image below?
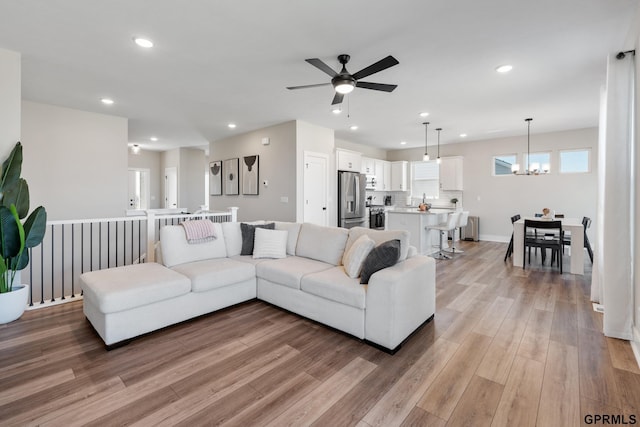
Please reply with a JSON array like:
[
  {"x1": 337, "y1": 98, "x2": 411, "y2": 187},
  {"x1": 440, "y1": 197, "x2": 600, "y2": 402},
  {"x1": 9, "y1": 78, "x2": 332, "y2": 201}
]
[{"x1": 479, "y1": 234, "x2": 510, "y2": 243}]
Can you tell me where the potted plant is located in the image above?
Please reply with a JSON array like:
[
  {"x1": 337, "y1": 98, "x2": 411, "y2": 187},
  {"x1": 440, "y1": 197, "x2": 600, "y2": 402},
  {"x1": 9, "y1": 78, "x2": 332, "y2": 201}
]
[{"x1": 0, "y1": 142, "x2": 47, "y2": 323}]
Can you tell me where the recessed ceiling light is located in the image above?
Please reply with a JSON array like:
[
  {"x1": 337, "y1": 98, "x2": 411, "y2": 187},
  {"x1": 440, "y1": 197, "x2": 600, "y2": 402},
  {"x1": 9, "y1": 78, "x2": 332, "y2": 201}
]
[
  {"x1": 101, "y1": 98, "x2": 114, "y2": 105},
  {"x1": 496, "y1": 65, "x2": 513, "y2": 73},
  {"x1": 332, "y1": 107, "x2": 342, "y2": 114},
  {"x1": 150, "y1": 136, "x2": 158, "y2": 141},
  {"x1": 459, "y1": 133, "x2": 467, "y2": 138},
  {"x1": 349, "y1": 125, "x2": 358, "y2": 131},
  {"x1": 228, "y1": 123, "x2": 237, "y2": 129},
  {"x1": 133, "y1": 37, "x2": 154, "y2": 48},
  {"x1": 400, "y1": 141, "x2": 407, "y2": 145},
  {"x1": 419, "y1": 112, "x2": 429, "y2": 118}
]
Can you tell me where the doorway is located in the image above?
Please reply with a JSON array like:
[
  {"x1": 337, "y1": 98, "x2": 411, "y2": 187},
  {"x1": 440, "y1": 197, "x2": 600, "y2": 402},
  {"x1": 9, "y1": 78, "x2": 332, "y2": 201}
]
[
  {"x1": 165, "y1": 167, "x2": 178, "y2": 209},
  {"x1": 303, "y1": 152, "x2": 328, "y2": 226},
  {"x1": 127, "y1": 168, "x2": 150, "y2": 210}
]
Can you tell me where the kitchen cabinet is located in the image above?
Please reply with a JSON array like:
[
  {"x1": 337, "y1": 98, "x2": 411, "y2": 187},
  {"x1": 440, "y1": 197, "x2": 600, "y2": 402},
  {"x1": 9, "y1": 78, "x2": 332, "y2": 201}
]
[
  {"x1": 337, "y1": 149, "x2": 362, "y2": 172},
  {"x1": 390, "y1": 161, "x2": 409, "y2": 191},
  {"x1": 361, "y1": 157, "x2": 375, "y2": 175},
  {"x1": 372, "y1": 159, "x2": 391, "y2": 191},
  {"x1": 440, "y1": 156, "x2": 463, "y2": 190}
]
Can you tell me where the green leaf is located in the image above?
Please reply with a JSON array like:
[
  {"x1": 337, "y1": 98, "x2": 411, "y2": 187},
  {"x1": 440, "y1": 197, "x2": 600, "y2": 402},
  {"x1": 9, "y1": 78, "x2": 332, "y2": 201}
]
[
  {"x1": 2, "y1": 178, "x2": 29, "y2": 218},
  {"x1": 23, "y1": 206, "x2": 47, "y2": 248},
  {"x1": 0, "y1": 206, "x2": 21, "y2": 259},
  {"x1": 13, "y1": 247, "x2": 29, "y2": 271},
  {"x1": 0, "y1": 142, "x2": 22, "y2": 194}
]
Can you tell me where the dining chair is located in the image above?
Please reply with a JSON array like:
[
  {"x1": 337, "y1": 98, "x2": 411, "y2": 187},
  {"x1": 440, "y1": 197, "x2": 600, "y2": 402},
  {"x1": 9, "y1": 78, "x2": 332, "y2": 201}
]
[
  {"x1": 523, "y1": 219, "x2": 563, "y2": 273},
  {"x1": 504, "y1": 214, "x2": 521, "y2": 261},
  {"x1": 562, "y1": 216, "x2": 593, "y2": 264},
  {"x1": 429, "y1": 211, "x2": 461, "y2": 260}
]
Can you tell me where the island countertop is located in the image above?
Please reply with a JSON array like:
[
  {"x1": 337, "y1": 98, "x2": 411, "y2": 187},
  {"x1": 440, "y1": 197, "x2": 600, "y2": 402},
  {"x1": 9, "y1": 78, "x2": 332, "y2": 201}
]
[{"x1": 387, "y1": 207, "x2": 454, "y2": 215}]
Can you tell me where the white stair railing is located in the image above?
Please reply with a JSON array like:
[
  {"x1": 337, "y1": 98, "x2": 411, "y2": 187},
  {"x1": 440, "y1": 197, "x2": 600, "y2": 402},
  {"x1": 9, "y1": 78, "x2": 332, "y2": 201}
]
[{"x1": 23, "y1": 207, "x2": 238, "y2": 310}]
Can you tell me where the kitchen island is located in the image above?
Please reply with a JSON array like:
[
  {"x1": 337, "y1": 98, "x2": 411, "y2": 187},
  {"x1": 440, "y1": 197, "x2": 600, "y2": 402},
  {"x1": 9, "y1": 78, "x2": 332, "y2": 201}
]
[{"x1": 387, "y1": 208, "x2": 453, "y2": 255}]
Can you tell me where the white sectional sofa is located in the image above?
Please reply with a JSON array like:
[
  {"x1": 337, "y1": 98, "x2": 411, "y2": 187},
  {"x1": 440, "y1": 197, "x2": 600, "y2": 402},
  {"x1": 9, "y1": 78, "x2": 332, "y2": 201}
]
[{"x1": 81, "y1": 221, "x2": 436, "y2": 353}]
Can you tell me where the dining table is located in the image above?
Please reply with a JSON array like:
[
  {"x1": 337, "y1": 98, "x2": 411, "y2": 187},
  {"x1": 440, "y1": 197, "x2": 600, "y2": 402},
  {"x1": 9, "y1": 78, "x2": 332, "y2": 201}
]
[{"x1": 513, "y1": 217, "x2": 584, "y2": 275}]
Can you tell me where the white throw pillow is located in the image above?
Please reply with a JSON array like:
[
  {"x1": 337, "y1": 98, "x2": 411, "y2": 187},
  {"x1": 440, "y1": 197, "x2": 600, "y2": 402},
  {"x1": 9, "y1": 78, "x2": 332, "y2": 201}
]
[
  {"x1": 342, "y1": 234, "x2": 376, "y2": 278},
  {"x1": 253, "y1": 228, "x2": 288, "y2": 259}
]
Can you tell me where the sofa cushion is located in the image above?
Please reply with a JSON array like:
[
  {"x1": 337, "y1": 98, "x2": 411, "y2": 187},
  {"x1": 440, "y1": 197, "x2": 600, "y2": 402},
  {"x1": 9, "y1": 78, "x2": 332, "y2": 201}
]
[
  {"x1": 345, "y1": 227, "x2": 410, "y2": 262},
  {"x1": 240, "y1": 222, "x2": 275, "y2": 255},
  {"x1": 159, "y1": 224, "x2": 227, "y2": 268},
  {"x1": 256, "y1": 256, "x2": 333, "y2": 290},
  {"x1": 342, "y1": 234, "x2": 376, "y2": 278},
  {"x1": 301, "y1": 267, "x2": 366, "y2": 309},
  {"x1": 81, "y1": 263, "x2": 191, "y2": 314},
  {"x1": 253, "y1": 228, "x2": 288, "y2": 259},
  {"x1": 229, "y1": 254, "x2": 272, "y2": 266},
  {"x1": 171, "y1": 258, "x2": 255, "y2": 293},
  {"x1": 221, "y1": 221, "x2": 266, "y2": 257},
  {"x1": 360, "y1": 239, "x2": 401, "y2": 284},
  {"x1": 273, "y1": 221, "x2": 302, "y2": 255},
  {"x1": 296, "y1": 223, "x2": 349, "y2": 266}
]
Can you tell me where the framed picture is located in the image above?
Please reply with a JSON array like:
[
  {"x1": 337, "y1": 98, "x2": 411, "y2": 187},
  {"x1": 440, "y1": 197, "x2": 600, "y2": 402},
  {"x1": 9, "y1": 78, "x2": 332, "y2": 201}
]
[
  {"x1": 242, "y1": 155, "x2": 259, "y2": 195},
  {"x1": 209, "y1": 161, "x2": 222, "y2": 196},
  {"x1": 224, "y1": 158, "x2": 239, "y2": 195}
]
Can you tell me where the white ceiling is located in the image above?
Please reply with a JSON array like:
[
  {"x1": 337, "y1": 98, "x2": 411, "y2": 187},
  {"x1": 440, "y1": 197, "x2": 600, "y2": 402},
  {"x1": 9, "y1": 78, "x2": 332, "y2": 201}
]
[{"x1": 0, "y1": 0, "x2": 637, "y2": 152}]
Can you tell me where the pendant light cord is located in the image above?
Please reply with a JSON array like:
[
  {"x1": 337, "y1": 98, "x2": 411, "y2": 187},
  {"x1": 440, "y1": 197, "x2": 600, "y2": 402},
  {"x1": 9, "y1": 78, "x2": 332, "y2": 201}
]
[
  {"x1": 423, "y1": 122, "x2": 429, "y2": 157},
  {"x1": 525, "y1": 118, "x2": 532, "y2": 174}
]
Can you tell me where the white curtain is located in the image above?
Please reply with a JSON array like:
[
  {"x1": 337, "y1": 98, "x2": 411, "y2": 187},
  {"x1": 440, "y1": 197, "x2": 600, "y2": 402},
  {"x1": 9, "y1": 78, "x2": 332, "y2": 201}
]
[{"x1": 591, "y1": 53, "x2": 635, "y2": 340}]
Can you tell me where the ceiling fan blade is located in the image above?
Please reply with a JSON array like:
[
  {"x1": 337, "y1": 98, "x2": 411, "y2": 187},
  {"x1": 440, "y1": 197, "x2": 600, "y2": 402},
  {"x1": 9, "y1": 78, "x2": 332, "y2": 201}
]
[
  {"x1": 286, "y1": 83, "x2": 332, "y2": 90},
  {"x1": 305, "y1": 58, "x2": 338, "y2": 77},
  {"x1": 356, "y1": 81, "x2": 398, "y2": 92},
  {"x1": 331, "y1": 92, "x2": 344, "y2": 105},
  {"x1": 352, "y1": 55, "x2": 399, "y2": 80}
]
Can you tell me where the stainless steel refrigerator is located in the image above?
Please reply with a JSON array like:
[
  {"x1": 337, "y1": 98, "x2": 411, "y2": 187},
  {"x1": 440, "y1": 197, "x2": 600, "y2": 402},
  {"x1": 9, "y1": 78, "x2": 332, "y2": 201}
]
[{"x1": 338, "y1": 171, "x2": 367, "y2": 229}]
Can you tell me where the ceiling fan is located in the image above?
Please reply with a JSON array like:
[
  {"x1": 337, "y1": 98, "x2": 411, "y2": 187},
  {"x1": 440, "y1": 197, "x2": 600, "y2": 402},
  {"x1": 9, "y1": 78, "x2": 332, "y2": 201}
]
[{"x1": 287, "y1": 54, "x2": 399, "y2": 105}]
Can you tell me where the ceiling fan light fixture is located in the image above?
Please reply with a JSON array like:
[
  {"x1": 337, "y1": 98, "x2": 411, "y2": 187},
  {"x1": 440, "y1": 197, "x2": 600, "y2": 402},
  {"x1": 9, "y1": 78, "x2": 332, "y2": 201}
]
[{"x1": 334, "y1": 81, "x2": 355, "y2": 94}]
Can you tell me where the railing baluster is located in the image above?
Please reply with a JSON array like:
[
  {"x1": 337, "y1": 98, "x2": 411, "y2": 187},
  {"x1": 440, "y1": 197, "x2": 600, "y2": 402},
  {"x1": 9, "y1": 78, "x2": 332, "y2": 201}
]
[
  {"x1": 61, "y1": 224, "x2": 65, "y2": 300},
  {"x1": 29, "y1": 247, "x2": 33, "y2": 307},
  {"x1": 50, "y1": 224, "x2": 55, "y2": 302},
  {"x1": 71, "y1": 224, "x2": 75, "y2": 298},
  {"x1": 40, "y1": 240, "x2": 44, "y2": 304}
]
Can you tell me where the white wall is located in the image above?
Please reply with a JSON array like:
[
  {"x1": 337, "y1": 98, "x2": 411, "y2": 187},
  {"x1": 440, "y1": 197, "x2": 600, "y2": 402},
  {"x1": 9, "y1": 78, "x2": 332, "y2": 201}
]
[
  {"x1": 179, "y1": 147, "x2": 206, "y2": 212},
  {"x1": 128, "y1": 149, "x2": 162, "y2": 209},
  {"x1": 209, "y1": 121, "x2": 297, "y2": 222},
  {"x1": 388, "y1": 127, "x2": 598, "y2": 241},
  {"x1": 21, "y1": 101, "x2": 128, "y2": 220},
  {"x1": 0, "y1": 48, "x2": 21, "y2": 159},
  {"x1": 296, "y1": 121, "x2": 336, "y2": 225},
  {"x1": 336, "y1": 138, "x2": 387, "y2": 160}
]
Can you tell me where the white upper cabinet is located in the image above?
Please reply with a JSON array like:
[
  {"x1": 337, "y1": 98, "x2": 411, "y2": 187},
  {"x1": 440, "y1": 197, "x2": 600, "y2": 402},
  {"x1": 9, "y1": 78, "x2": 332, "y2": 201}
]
[
  {"x1": 390, "y1": 161, "x2": 409, "y2": 191},
  {"x1": 439, "y1": 156, "x2": 463, "y2": 190},
  {"x1": 336, "y1": 149, "x2": 362, "y2": 172},
  {"x1": 361, "y1": 157, "x2": 375, "y2": 175},
  {"x1": 380, "y1": 160, "x2": 391, "y2": 191}
]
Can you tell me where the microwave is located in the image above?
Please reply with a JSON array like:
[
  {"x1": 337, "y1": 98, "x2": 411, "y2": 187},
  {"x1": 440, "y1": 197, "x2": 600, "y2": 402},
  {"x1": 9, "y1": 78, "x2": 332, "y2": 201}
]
[{"x1": 365, "y1": 175, "x2": 377, "y2": 190}]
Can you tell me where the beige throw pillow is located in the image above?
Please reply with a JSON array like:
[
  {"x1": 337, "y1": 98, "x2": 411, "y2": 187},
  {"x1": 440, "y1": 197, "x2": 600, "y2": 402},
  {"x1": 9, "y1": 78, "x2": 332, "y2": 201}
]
[{"x1": 343, "y1": 234, "x2": 376, "y2": 278}]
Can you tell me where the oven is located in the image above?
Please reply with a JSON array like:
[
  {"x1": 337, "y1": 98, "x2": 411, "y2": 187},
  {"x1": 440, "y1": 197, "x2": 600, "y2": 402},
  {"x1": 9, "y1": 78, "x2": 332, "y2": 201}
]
[{"x1": 369, "y1": 207, "x2": 385, "y2": 230}]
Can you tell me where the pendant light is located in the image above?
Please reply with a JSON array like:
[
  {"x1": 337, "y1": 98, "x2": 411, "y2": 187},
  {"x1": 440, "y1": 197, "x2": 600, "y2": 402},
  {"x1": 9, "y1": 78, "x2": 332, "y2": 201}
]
[
  {"x1": 512, "y1": 117, "x2": 533, "y2": 174},
  {"x1": 422, "y1": 122, "x2": 430, "y2": 161},
  {"x1": 436, "y1": 128, "x2": 442, "y2": 164}
]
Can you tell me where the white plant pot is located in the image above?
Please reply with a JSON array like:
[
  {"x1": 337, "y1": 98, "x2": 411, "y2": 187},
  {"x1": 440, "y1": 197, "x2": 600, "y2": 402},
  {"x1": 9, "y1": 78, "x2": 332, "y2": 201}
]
[{"x1": 0, "y1": 284, "x2": 29, "y2": 324}]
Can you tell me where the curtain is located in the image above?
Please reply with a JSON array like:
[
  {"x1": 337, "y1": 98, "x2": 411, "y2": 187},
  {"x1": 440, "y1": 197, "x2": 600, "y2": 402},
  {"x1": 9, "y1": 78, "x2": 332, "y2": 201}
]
[{"x1": 591, "y1": 53, "x2": 635, "y2": 340}]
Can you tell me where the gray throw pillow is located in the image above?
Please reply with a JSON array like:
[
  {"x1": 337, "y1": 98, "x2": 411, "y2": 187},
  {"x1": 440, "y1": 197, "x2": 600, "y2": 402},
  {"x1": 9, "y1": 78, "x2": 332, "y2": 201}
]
[
  {"x1": 240, "y1": 222, "x2": 275, "y2": 255},
  {"x1": 360, "y1": 239, "x2": 401, "y2": 285}
]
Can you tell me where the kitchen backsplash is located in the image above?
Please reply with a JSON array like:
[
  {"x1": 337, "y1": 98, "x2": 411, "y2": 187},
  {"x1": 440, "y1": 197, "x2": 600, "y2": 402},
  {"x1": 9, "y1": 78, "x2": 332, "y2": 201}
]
[{"x1": 366, "y1": 190, "x2": 463, "y2": 209}]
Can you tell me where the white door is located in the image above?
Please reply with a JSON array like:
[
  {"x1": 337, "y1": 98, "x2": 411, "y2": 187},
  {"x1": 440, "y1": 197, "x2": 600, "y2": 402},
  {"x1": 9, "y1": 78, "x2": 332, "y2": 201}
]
[
  {"x1": 303, "y1": 152, "x2": 328, "y2": 226},
  {"x1": 165, "y1": 167, "x2": 178, "y2": 208},
  {"x1": 128, "y1": 168, "x2": 150, "y2": 209}
]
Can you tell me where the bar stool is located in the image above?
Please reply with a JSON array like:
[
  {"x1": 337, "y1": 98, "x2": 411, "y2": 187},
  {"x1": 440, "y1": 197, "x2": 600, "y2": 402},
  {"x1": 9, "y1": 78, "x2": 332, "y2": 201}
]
[
  {"x1": 444, "y1": 211, "x2": 469, "y2": 254},
  {"x1": 429, "y1": 212, "x2": 461, "y2": 260}
]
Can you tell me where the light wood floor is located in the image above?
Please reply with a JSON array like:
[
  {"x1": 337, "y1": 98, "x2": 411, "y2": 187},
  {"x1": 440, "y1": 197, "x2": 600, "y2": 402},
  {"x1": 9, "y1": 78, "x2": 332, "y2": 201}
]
[{"x1": 1, "y1": 241, "x2": 638, "y2": 426}]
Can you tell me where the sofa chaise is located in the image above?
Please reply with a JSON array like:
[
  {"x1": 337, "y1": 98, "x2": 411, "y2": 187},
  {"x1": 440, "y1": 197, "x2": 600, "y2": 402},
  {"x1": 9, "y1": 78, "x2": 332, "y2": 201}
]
[{"x1": 81, "y1": 221, "x2": 436, "y2": 353}]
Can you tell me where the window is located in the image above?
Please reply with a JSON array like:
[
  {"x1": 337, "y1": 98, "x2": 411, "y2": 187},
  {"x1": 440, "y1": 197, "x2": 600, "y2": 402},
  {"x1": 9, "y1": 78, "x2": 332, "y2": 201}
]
[
  {"x1": 493, "y1": 155, "x2": 516, "y2": 176},
  {"x1": 525, "y1": 152, "x2": 551, "y2": 174},
  {"x1": 411, "y1": 161, "x2": 439, "y2": 198},
  {"x1": 560, "y1": 149, "x2": 590, "y2": 173}
]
